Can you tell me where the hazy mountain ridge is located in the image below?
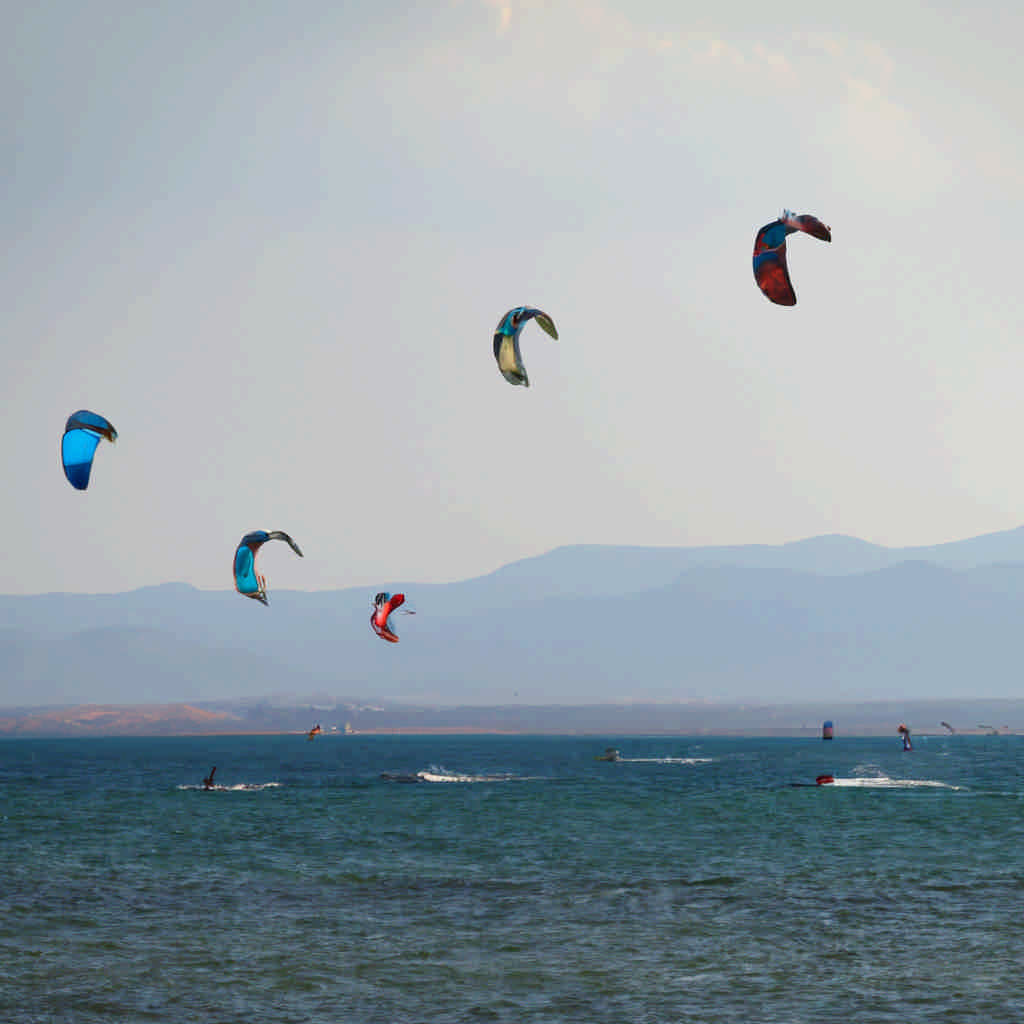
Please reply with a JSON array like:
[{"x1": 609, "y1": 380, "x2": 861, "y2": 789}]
[
  {"x1": 4, "y1": 528, "x2": 1024, "y2": 707},
  {"x1": 3, "y1": 698, "x2": 1022, "y2": 738}
]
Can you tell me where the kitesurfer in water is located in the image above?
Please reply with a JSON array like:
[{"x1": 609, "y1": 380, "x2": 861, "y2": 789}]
[{"x1": 203, "y1": 766, "x2": 217, "y2": 790}]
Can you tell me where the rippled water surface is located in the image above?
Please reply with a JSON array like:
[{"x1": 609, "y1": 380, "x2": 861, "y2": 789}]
[{"x1": 3, "y1": 733, "x2": 1023, "y2": 1023}]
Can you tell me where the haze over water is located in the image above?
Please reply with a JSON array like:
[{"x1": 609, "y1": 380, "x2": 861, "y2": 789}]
[{"x1": 3, "y1": 733, "x2": 1022, "y2": 1022}]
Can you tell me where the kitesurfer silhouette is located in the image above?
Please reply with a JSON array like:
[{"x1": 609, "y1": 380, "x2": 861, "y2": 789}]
[{"x1": 203, "y1": 766, "x2": 217, "y2": 790}]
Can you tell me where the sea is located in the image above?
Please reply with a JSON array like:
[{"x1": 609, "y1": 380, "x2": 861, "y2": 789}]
[{"x1": 2, "y1": 732, "x2": 1023, "y2": 1024}]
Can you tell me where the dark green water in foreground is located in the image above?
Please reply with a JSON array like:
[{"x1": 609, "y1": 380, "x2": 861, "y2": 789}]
[{"x1": 2, "y1": 733, "x2": 1023, "y2": 1023}]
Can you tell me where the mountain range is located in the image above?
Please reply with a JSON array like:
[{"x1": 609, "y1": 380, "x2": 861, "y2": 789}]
[{"x1": 5, "y1": 526, "x2": 1024, "y2": 708}]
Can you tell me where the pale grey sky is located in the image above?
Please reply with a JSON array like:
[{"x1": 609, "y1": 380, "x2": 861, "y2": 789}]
[{"x1": 3, "y1": 1, "x2": 1022, "y2": 594}]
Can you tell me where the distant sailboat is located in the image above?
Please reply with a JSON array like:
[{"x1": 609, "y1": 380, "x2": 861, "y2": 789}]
[{"x1": 822, "y1": 720, "x2": 834, "y2": 741}]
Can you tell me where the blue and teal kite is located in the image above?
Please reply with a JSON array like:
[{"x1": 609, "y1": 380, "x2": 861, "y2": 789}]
[
  {"x1": 233, "y1": 530, "x2": 303, "y2": 605},
  {"x1": 493, "y1": 306, "x2": 558, "y2": 387},
  {"x1": 61, "y1": 410, "x2": 117, "y2": 490}
]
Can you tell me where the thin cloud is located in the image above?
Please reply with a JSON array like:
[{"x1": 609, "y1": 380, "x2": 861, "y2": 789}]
[{"x1": 485, "y1": 0, "x2": 512, "y2": 34}]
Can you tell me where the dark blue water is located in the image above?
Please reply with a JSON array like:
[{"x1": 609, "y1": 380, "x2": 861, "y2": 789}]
[{"x1": 2, "y1": 733, "x2": 1023, "y2": 1023}]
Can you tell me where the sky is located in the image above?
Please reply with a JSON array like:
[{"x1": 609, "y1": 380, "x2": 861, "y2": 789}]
[{"x1": 2, "y1": 0, "x2": 1023, "y2": 595}]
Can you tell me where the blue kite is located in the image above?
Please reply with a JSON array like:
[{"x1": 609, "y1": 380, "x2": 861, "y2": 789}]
[
  {"x1": 61, "y1": 410, "x2": 117, "y2": 490},
  {"x1": 493, "y1": 306, "x2": 558, "y2": 387},
  {"x1": 233, "y1": 530, "x2": 303, "y2": 605}
]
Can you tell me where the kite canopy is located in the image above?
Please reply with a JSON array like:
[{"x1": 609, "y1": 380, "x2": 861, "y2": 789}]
[
  {"x1": 233, "y1": 530, "x2": 303, "y2": 605},
  {"x1": 61, "y1": 410, "x2": 117, "y2": 490},
  {"x1": 752, "y1": 211, "x2": 831, "y2": 306},
  {"x1": 371, "y1": 591, "x2": 407, "y2": 643},
  {"x1": 493, "y1": 306, "x2": 558, "y2": 387}
]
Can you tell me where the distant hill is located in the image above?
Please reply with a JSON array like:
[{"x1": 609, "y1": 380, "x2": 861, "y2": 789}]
[
  {"x1": 0, "y1": 702, "x2": 242, "y2": 737},
  {"x1": 1, "y1": 697, "x2": 1021, "y2": 738},
  {"x1": 4, "y1": 527, "x2": 1024, "y2": 707}
]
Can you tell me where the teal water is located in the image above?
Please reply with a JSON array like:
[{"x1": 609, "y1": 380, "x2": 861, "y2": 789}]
[{"x1": 2, "y1": 733, "x2": 1023, "y2": 1023}]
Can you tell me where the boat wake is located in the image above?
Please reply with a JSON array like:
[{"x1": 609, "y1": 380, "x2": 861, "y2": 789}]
[
  {"x1": 417, "y1": 770, "x2": 515, "y2": 783},
  {"x1": 178, "y1": 782, "x2": 282, "y2": 792},
  {"x1": 617, "y1": 757, "x2": 713, "y2": 765},
  {"x1": 382, "y1": 766, "x2": 522, "y2": 783},
  {"x1": 829, "y1": 776, "x2": 961, "y2": 790}
]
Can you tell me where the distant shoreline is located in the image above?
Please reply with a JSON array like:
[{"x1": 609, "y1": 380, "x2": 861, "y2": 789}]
[{"x1": 2, "y1": 697, "x2": 1022, "y2": 739}]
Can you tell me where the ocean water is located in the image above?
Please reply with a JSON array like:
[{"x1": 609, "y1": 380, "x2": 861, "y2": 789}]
[{"x1": 2, "y1": 732, "x2": 1023, "y2": 1023}]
